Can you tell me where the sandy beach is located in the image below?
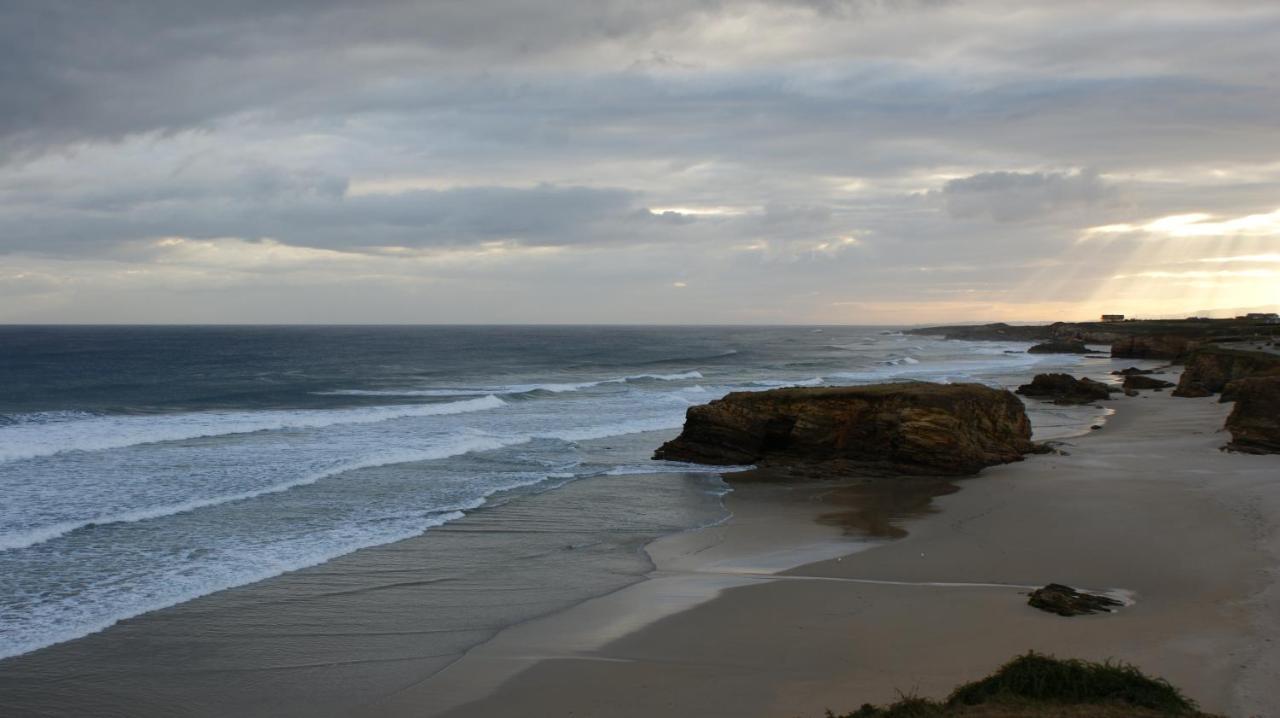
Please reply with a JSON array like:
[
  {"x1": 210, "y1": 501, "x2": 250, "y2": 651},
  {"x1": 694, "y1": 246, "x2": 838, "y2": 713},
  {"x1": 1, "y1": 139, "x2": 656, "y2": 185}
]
[{"x1": 381, "y1": 383, "x2": 1279, "y2": 718}]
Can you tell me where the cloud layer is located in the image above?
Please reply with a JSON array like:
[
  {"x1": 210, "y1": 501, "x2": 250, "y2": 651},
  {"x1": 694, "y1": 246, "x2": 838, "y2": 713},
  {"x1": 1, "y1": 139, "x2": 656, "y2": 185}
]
[{"x1": 2, "y1": 0, "x2": 1279, "y2": 322}]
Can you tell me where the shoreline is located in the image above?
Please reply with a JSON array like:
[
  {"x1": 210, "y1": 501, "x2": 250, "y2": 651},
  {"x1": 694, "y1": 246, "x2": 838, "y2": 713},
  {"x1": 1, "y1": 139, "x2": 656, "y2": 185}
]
[
  {"x1": 3, "y1": 358, "x2": 1273, "y2": 716},
  {"x1": 405, "y1": 380, "x2": 1278, "y2": 718}
]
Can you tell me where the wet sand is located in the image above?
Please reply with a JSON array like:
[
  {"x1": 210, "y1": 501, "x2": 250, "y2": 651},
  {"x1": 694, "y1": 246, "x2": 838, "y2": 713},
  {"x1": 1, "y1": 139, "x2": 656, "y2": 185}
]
[
  {"x1": 412, "y1": 389, "x2": 1280, "y2": 718},
  {"x1": 0, "y1": 460, "x2": 730, "y2": 718}
]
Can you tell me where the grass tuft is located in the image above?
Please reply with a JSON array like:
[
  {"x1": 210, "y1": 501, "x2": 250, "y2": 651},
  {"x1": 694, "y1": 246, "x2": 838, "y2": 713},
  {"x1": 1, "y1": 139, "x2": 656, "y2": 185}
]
[
  {"x1": 825, "y1": 652, "x2": 1206, "y2": 717},
  {"x1": 945, "y1": 652, "x2": 1196, "y2": 713}
]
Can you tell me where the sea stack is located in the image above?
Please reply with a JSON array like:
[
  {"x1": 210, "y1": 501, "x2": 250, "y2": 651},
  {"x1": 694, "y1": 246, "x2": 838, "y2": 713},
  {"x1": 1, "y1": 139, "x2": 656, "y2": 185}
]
[{"x1": 654, "y1": 383, "x2": 1035, "y2": 476}]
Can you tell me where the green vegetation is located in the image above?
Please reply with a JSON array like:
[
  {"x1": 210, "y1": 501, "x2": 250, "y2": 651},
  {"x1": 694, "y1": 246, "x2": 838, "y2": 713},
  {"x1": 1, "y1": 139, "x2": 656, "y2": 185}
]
[{"x1": 826, "y1": 652, "x2": 1212, "y2": 718}]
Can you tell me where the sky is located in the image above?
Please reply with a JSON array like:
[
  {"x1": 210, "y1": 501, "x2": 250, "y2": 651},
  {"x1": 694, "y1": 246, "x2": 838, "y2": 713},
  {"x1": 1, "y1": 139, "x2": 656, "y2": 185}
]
[{"x1": 2, "y1": 0, "x2": 1278, "y2": 324}]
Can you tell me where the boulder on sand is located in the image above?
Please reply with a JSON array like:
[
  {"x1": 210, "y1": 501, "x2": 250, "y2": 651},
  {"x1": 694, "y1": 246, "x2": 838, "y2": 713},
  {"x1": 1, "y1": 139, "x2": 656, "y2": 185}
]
[
  {"x1": 653, "y1": 383, "x2": 1036, "y2": 476},
  {"x1": 1015, "y1": 374, "x2": 1111, "y2": 405},
  {"x1": 1028, "y1": 584, "x2": 1123, "y2": 617}
]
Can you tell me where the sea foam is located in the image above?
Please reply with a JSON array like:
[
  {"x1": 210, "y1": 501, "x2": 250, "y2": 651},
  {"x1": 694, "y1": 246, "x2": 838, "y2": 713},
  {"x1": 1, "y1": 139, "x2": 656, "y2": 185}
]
[{"x1": 0, "y1": 395, "x2": 506, "y2": 463}]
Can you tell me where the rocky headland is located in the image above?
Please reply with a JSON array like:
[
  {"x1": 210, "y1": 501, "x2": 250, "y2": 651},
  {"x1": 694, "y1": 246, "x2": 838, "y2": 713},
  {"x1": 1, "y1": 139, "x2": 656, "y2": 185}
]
[
  {"x1": 908, "y1": 317, "x2": 1279, "y2": 361},
  {"x1": 653, "y1": 383, "x2": 1036, "y2": 476}
]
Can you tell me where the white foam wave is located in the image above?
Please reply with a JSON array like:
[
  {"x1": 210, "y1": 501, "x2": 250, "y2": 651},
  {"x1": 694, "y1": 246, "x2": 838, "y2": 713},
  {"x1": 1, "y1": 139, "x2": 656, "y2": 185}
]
[
  {"x1": 603, "y1": 462, "x2": 754, "y2": 476},
  {"x1": 539, "y1": 415, "x2": 686, "y2": 443},
  {"x1": 316, "y1": 388, "x2": 496, "y2": 397},
  {"x1": 0, "y1": 435, "x2": 514, "y2": 552},
  {"x1": 0, "y1": 395, "x2": 507, "y2": 463},
  {"x1": 0, "y1": 508, "x2": 470, "y2": 662},
  {"x1": 315, "y1": 371, "x2": 705, "y2": 398},
  {"x1": 747, "y1": 377, "x2": 824, "y2": 388}
]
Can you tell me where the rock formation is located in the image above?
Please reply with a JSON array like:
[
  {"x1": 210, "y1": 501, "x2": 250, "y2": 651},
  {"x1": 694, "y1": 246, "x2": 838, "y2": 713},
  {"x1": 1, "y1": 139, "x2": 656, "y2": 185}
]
[
  {"x1": 1173, "y1": 346, "x2": 1280, "y2": 397},
  {"x1": 1110, "y1": 333, "x2": 1205, "y2": 361},
  {"x1": 1015, "y1": 374, "x2": 1111, "y2": 405},
  {"x1": 1027, "y1": 341, "x2": 1092, "y2": 354},
  {"x1": 1224, "y1": 376, "x2": 1280, "y2": 454},
  {"x1": 1122, "y1": 375, "x2": 1175, "y2": 391},
  {"x1": 1112, "y1": 366, "x2": 1161, "y2": 376},
  {"x1": 653, "y1": 383, "x2": 1036, "y2": 476},
  {"x1": 1027, "y1": 584, "x2": 1123, "y2": 617}
]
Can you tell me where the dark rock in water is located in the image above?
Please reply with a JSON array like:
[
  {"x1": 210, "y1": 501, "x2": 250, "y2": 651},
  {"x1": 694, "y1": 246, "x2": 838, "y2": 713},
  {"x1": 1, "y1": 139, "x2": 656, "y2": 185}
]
[
  {"x1": 1015, "y1": 374, "x2": 1111, "y2": 405},
  {"x1": 1174, "y1": 346, "x2": 1280, "y2": 397},
  {"x1": 1028, "y1": 583, "x2": 1123, "y2": 616},
  {"x1": 1027, "y1": 341, "x2": 1092, "y2": 354},
  {"x1": 1112, "y1": 366, "x2": 1160, "y2": 376},
  {"x1": 1122, "y1": 375, "x2": 1176, "y2": 391},
  {"x1": 1090, "y1": 425, "x2": 1102, "y2": 431},
  {"x1": 1224, "y1": 376, "x2": 1280, "y2": 454},
  {"x1": 653, "y1": 383, "x2": 1036, "y2": 477}
]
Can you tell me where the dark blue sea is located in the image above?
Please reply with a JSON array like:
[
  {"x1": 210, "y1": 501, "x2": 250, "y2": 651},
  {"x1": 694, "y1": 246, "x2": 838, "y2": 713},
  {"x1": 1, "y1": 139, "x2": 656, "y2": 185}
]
[{"x1": 0, "y1": 325, "x2": 1108, "y2": 661}]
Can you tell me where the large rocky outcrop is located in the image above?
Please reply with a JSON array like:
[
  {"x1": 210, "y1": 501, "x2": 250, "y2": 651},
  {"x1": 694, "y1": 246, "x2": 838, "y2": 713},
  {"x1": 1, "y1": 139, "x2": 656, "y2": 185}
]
[
  {"x1": 1015, "y1": 374, "x2": 1111, "y2": 405},
  {"x1": 653, "y1": 383, "x2": 1035, "y2": 476},
  {"x1": 1173, "y1": 346, "x2": 1280, "y2": 397},
  {"x1": 1224, "y1": 376, "x2": 1280, "y2": 454}
]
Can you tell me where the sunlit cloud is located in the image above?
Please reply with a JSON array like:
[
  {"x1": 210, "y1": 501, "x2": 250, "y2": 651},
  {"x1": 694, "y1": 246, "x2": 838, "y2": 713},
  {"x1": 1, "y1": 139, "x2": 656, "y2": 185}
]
[
  {"x1": 1193, "y1": 253, "x2": 1280, "y2": 264},
  {"x1": 1084, "y1": 208, "x2": 1280, "y2": 240},
  {"x1": 1112, "y1": 269, "x2": 1280, "y2": 279}
]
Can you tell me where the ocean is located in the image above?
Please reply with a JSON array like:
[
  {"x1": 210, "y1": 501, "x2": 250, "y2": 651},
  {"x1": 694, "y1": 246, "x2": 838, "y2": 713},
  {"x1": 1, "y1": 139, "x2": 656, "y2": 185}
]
[{"x1": 0, "y1": 325, "x2": 1110, "y2": 673}]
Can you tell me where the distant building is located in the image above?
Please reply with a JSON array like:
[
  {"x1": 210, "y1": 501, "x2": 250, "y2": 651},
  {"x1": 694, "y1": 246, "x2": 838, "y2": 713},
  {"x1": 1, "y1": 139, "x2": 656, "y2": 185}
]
[
  {"x1": 1245, "y1": 312, "x2": 1280, "y2": 323},
  {"x1": 1100, "y1": 314, "x2": 1125, "y2": 322}
]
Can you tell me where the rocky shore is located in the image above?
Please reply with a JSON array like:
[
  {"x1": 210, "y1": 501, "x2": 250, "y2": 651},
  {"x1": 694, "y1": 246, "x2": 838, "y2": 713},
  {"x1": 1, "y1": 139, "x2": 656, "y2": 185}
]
[
  {"x1": 909, "y1": 318, "x2": 1280, "y2": 453},
  {"x1": 422, "y1": 379, "x2": 1278, "y2": 718}
]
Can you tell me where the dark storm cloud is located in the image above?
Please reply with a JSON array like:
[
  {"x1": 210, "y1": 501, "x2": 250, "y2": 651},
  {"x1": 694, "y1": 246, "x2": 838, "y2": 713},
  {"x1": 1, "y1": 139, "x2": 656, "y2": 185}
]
[
  {"x1": 0, "y1": 182, "x2": 665, "y2": 252},
  {"x1": 940, "y1": 169, "x2": 1114, "y2": 222},
  {"x1": 1, "y1": 0, "x2": 1278, "y2": 321}
]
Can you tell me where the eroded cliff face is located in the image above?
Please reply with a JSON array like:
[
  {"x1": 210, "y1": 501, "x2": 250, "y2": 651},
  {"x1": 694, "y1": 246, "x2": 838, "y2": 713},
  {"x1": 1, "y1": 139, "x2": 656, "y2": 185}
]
[
  {"x1": 1173, "y1": 347, "x2": 1280, "y2": 397},
  {"x1": 1224, "y1": 376, "x2": 1280, "y2": 454},
  {"x1": 653, "y1": 383, "x2": 1035, "y2": 476}
]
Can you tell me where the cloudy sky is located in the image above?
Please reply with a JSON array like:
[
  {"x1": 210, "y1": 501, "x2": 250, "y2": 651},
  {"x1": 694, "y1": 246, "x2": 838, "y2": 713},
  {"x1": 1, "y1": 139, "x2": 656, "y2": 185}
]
[{"x1": 2, "y1": 0, "x2": 1278, "y2": 323}]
